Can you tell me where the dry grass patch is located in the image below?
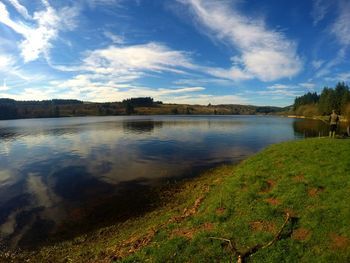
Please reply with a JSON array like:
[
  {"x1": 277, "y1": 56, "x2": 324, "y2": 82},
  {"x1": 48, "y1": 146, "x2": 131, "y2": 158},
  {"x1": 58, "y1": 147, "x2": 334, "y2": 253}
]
[
  {"x1": 330, "y1": 233, "x2": 350, "y2": 250},
  {"x1": 250, "y1": 221, "x2": 276, "y2": 233},
  {"x1": 292, "y1": 228, "x2": 311, "y2": 241},
  {"x1": 171, "y1": 222, "x2": 214, "y2": 239},
  {"x1": 265, "y1": 197, "x2": 281, "y2": 206},
  {"x1": 292, "y1": 174, "x2": 306, "y2": 182},
  {"x1": 216, "y1": 207, "x2": 226, "y2": 215}
]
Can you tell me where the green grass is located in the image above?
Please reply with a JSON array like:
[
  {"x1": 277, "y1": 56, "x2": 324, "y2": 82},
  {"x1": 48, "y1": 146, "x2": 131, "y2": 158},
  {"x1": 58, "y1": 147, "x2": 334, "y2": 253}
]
[{"x1": 5, "y1": 138, "x2": 350, "y2": 262}]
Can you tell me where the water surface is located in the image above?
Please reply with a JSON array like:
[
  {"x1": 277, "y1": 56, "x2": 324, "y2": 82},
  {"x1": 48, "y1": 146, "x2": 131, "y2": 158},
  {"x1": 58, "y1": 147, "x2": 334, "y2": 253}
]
[{"x1": 0, "y1": 115, "x2": 333, "y2": 249}]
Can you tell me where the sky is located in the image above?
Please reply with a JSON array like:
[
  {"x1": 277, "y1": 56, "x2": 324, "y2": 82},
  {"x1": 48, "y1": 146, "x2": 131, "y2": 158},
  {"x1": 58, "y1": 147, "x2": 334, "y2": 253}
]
[{"x1": 0, "y1": 0, "x2": 349, "y2": 106}]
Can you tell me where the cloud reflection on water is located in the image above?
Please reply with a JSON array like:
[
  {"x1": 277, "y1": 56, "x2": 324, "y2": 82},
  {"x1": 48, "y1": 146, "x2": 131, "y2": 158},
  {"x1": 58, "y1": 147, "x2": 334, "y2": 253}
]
[{"x1": 0, "y1": 116, "x2": 317, "y2": 248}]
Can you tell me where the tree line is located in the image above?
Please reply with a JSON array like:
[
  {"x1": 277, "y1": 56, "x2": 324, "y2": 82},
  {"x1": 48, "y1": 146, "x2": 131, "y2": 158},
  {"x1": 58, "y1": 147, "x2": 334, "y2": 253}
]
[
  {"x1": 0, "y1": 97, "x2": 164, "y2": 120},
  {"x1": 293, "y1": 82, "x2": 350, "y2": 116},
  {"x1": 0, "y1": 96, "x2": 286, "y2": 120}
]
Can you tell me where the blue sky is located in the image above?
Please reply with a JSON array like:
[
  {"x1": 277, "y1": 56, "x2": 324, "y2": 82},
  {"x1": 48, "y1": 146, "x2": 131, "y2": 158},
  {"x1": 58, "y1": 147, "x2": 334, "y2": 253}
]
[{"x1": 0, "y1": 0, "x2": 349, "y2": 106}]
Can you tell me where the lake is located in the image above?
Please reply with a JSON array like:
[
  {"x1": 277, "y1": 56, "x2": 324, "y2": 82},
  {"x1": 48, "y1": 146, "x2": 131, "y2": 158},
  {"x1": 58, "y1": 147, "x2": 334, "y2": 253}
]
[{"x1": 0, "y1": 115, "x2": 335, "y2": 249}]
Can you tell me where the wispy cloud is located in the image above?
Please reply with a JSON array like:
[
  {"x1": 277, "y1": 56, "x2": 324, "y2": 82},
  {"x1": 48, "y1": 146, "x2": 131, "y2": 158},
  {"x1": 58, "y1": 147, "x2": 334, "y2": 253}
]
[
  {"x1": 47, "y1": 63, "x2": 247, "y2": 104},
  {"x1": 253, "y1": 83, "x2": 310, "y2": 100},
  {"x1": 49, "y1": 70, "x2": 207, "y2": 102},
  {"x1": 177, "y1": 0, "x2": 302, "y2": 82},
  {"x1": 87, "y1": 0, "x2": 123, "y2": 8},
  {"x1": 315, "y1": 47, "x2": 346, "y2": 78},
  {"x1": 0, "y1": 1, "x2": 78, "y2": 62},
  {"x1": 0, "y1": 54, "x2": 13, "y2": 71},
  {"x1": 174, "y1": 78, "x2": 232, "y2": 86},
  {"x1": 312, "y1": 60, "x2": 324, "y2": 70},
  {"x1": 104, "y1": 31, "x2": 125, "y2": 44},
  {"x1": 325, "y1": 72, "x2": 350, "y2": 82},
  {"x1": 330, "y1": 1, "x2": 350, "y2": 47},
  {"x1": 82, "y1": 43, "x2": 194, "y2": 76},
  {"x1": 0, "y1": 79, "x2": 9, "y2": 91},
  {"x1": 267, "y1": 84, "x2": 290, "y2": 90},
  {"x1": 313, "y1": 1, "x2": 350, "y2": 80},
  {"x1": 311, "y1": 0, "x2": 331, "y2": 26},
  {"x1": 299, "y1": 83, "x2": 316, "y2": 89},
  {"x1": 165, "y1": 94, "x2": 247, "y2": 105},
  {"x1": 7, "y1": 0, "x2": 31, "y2": 19}
]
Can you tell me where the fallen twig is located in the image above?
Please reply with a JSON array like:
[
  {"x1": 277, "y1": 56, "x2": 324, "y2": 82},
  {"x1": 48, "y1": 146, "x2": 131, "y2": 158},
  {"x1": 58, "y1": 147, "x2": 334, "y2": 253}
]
[{"x1": 210, "y1": 213, "x2": 291, "y2": 263}]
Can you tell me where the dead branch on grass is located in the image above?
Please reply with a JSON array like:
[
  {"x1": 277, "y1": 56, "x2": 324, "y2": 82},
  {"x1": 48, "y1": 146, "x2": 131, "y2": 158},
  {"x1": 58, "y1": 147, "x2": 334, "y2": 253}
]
[{"x1": 210, "y1": 213, "x2": 291, "y2": 263}]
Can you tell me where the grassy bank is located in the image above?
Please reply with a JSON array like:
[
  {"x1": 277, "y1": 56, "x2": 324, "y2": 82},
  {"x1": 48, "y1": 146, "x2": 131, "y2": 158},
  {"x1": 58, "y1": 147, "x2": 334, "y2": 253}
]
[{"x1": 4, "y1": 138, "x2": 350, "y2": 262}]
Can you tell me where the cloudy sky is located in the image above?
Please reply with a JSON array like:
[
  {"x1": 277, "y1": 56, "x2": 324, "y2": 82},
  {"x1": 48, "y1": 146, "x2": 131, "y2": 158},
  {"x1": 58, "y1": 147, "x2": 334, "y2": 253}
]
[{"x1": 0, "y1": 0, "x2": 349, "y2": 106}]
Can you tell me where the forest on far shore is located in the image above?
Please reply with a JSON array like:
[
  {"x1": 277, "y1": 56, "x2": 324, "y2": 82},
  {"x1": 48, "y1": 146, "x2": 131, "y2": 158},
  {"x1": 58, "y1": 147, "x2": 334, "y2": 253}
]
[
  {"x1": 293, "y1": 82, "x2": 350, "y2": 117},
  {"x1": 0, "y1": 97, "x2": 284, "y2": 120}
]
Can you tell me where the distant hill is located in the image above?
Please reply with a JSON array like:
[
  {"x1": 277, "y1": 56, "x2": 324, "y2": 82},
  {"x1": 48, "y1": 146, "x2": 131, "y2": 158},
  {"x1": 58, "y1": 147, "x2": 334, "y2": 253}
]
[{"x1": 0, "y1": 97, "x2": 285, "y2": 120}]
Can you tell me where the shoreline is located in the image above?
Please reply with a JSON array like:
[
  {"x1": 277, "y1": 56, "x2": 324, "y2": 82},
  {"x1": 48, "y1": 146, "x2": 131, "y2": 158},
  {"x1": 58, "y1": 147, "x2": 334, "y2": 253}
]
[
  {"x1": 286, "y1": 114, "x2": 348, "y2": 123},
  {"x1": 5, "y1": 138, "x2": 350, "y2": 262}
]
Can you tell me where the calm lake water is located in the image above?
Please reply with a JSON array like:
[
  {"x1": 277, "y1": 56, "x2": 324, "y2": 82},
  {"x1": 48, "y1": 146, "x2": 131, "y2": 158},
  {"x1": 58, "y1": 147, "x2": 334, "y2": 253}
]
[{"x1": 0, "y1": 115, "x2": 334, "y2": 249}]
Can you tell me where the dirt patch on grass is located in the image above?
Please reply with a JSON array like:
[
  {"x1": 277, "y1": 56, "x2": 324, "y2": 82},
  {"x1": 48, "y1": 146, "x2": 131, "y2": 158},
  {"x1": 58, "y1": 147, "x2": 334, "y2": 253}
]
[
  {"x1": 260, "y1": 179, "x2": 276, "y2": 193},
  {"x1": 292, "y1": 228, "x2": 311, "y2": 241},
  {"x1": 330, "y1": 233, "x2": 350, "y2": 250},
  {"x1": 265, "y1": 198, "x2": 281, "y2": 206},
  {"x1": 202, "y1": 222, "x2": 214, "y2": 231},
  {"x1": 308, "y1": 187, "x2": 325, "y2": 197},
  {"x1": 293, "y1": 174, "x2": 306, "y2": 182},
  {"x1": 250, "y1": 221, "x2": 276, "y2": 233},
  {"x1": 171, "y1": 228, "x2": 196, "y2": 239},
  {"x1": 171, "y1": 222, "x2": 214, "y2": 239},
  {"x1": 216, "y1": 207, "x2": 226, "y2": 215}
]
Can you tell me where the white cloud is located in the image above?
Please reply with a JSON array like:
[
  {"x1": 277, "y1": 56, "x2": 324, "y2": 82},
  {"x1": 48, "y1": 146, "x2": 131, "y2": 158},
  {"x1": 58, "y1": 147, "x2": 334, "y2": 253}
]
[
  {"x1": 267, "y1": 84, "x2": 290, "y2": 90},
  {"x1": 325, "y1": 72, "x2": 350, "y2": 82},
  {"x1": 20, "y1": 7, "x2": 60, "y2": 62},
  {"x1": 203, "y1": 66, "x2": 252, "y2": 81},
  {"x1": 178, "y1": 0, "x2": 302, "y2": 81},
  {"x1": 0, "y1": 79, "x2": 10, "y2": 91},
  {"x1": 162, "y1": 94, "x2": 247, "y2": 105},
  {"x1": 174, "y1": 78, "x2": 232, "y2": 86},
  {"x1": 104, "y1": 31, "x2": 125, "y2": 44},
  {"x1": 257, "y1": 89, "x2": 300, "y2": 98},
  {"x1": 331, "y1": 1, "x2": 350, "y2": 47},
  {"x1": 0, "y1": 87, "x2": 57, "y2": 100},
  {"x1": 0, "y1": 2, "x2": 30, "y2": 35},
  {"x1": 0, "y1": 1, "x2": 78, "y2": 62},
  {"x1": 255, "y1": 83, "x2": 303, "y2": 98},
  {"x1": 82, "y1": 43, "x2": 194, "y2": 75},
  {"x1": 337, "y1": 72, "x2": 350, "y2": 82},
  {"x1": 51, "y1": 42, "x2": 197, "y2": 82},
  {"x1": 7, "y1": 0, "x2": 31, "y2": 19},
  {"x1": 0, "y1": 54, "x2": 13, "y2": 71},
  {"x1": 86, "y1": 0, "x2": 124, "y2": 9},
  {"x1": 47, "y1": 68, "x2": 249, "y2": 105},
  {"x1": 0, "y1": 53, "x2": 44, "y2": 82},
  {"x1": 157, "y1": 87, "x2": 205, "y2": 94},
  {"x1": 313, "y1": 1, "x2": 350, "y2": 79},
  {"x1": 51, "y1": 41, "x2": 253, "y2": 83},
  {"x1": 50, "y1": 72, "x2": 208, "y2": 102},
  {"x1": 315, "y1": 48, "x2": 346, "y2": 78}
]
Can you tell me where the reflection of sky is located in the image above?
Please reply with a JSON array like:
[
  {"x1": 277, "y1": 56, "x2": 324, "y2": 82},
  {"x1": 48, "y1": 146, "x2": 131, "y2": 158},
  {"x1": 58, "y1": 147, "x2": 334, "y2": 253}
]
[{"x1": 0, "y1": 116, "x2": 313, "y2": 248}]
